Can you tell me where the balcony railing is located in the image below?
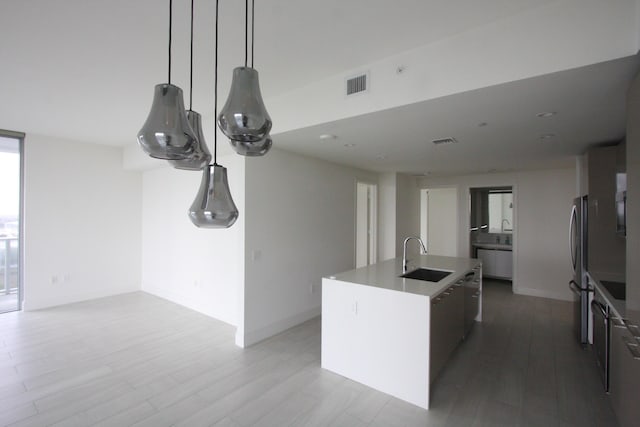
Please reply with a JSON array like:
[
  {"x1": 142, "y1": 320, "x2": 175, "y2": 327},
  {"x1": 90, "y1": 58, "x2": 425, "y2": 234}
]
[{"x1": 0, "y1": 237, "x2": 18, "y2": 295}]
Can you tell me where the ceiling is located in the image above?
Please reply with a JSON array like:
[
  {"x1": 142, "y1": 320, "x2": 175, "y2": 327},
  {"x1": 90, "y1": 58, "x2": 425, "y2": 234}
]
[
  {"x1": 0, "y1": 0, "x2": 637, "y2": 175},
  {"x1": 275, "y1": 56, "x2": 640, "y2": 175}
]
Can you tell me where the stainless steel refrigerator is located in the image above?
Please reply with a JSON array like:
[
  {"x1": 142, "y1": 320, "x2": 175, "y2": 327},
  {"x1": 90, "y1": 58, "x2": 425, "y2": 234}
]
[{"x1": 569, "y1": 195, "x2": 591, "y2": 345}]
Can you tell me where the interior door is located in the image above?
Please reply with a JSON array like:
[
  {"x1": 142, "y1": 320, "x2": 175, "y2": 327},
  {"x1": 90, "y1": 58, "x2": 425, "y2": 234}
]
[{"x1": 356, "y1": 182, "x2": 377, "y2": 268}]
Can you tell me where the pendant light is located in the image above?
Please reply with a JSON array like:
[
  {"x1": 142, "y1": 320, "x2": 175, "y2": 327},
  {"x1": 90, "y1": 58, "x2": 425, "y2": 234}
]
[
  {"x1": 217, "y1": 0, "x2": 272, "y2": 156},
  {"x1": 189, "y1": 0, "x2": 239, "y2": 228},
  {"x1": 138, "y1": 0, "x2": 197, "y2": 160},
  {"x1": 169, "y1": 0, "x2": 212, "y2": 170},
  {"x1": 229, "y1": 134, "x2": 272, "y2": 157}
]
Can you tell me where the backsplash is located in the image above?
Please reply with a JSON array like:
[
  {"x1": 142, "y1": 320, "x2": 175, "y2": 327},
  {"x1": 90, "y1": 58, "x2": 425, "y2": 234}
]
[{"x1": 474, "y1": 233, "x2": 512, "y2": 245}]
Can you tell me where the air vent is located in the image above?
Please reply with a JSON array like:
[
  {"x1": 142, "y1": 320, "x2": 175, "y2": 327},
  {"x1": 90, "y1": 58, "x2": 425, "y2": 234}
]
[
  {"x1": 346, "y1": 73, "x2": 368, "y2": 96},
  {"x1": 431, "y1": 137, "x2": 458, "y2": 145}
]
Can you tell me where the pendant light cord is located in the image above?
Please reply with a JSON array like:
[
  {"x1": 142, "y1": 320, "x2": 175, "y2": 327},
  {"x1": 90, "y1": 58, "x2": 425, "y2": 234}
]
[
  {"x1": 168, "y1": 0, "x2": 173, "y2": 84},
  {"x1": 251, "y1": 0, "x2": 255, "y2": 68},
  {"x1": 213, "y1": 0, "x2": 219, "y2": 166},
  {"x1": 188, "y1": 0, "x2": 194, "y2": 111},
  {"x1": 244, "y1": 0, "x2": 248, "y2": 68}
]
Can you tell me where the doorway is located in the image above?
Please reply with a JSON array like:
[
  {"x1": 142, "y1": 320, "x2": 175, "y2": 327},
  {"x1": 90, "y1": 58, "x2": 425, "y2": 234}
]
[
  {"x1": 420, "y1": 188, "x2": 458, "y2": 256},
  {"x1": 356, "y1": 182, "x2": 377, "y2": 268},
  {"x1": 469, "y1": 187, "x2": 514, "y2": 284},
  {"x1": 0, "y1": 132, "x2": 23, "y2": 313}
]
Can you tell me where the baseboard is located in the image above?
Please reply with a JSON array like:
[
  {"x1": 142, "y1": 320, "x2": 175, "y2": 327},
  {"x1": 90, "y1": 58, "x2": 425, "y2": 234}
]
[
  {"x1": 514, "y1": 286, "x2": 574, "y2": 302},
  {"x1": 22, "y1": 285, "x2": 139, "y2": 311},
  {"x1": 236, "y1": 306, "x2": 321, "y2": 348}
]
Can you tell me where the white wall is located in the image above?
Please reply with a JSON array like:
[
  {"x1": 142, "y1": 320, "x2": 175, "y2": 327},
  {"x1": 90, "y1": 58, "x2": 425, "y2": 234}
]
[
  {"x1": 240, "y1": 148, "x2": 376, "y2": 347},
  {"x1": 516, "y1": 169, "x2": 575, "y2": 300},
  {"x1": 140, "y1": 155, "x2": 244, "y2": 326},
  {"x1": 419, "y1": 167, "x2": 576, "y2": 301},
  {"x1": 23, "y1": 134, "x2": 142, "y2": 310}
]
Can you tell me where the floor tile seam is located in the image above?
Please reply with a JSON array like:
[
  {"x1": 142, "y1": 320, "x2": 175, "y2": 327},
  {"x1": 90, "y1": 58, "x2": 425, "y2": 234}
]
[{"x1": 224, "y1": 359, "x2": 322, "y2": 425}]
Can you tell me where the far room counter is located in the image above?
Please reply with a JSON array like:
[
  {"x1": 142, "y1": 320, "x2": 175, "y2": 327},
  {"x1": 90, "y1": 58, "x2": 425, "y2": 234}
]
[{"x1": 321, "y1": 254, "x2": 482, "y2": 410}]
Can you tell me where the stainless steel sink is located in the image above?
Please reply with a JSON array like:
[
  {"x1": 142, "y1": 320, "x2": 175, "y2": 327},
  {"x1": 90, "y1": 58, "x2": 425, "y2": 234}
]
[{"x1": 400, "y1": 268, "x2": 452, "y2": 282}]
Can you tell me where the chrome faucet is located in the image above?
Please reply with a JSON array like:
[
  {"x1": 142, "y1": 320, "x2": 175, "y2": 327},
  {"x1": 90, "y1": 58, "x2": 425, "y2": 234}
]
[{"x1": 402, "y1": 236, "x2": 427, "y2": 274}]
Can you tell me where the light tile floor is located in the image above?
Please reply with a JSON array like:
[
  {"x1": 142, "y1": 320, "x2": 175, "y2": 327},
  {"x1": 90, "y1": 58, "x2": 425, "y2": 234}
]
[
  {"x1": 0, "y1": 280, "x2": 618, "y2": 426},
  {"x1": 0, "y1": 294, "x2": 18, "y2": 314}
]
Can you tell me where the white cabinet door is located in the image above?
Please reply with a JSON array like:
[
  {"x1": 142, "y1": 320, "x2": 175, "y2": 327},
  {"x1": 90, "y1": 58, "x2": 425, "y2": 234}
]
[
  {"x1": 478, "y1": 249, "x2": 512, "y2": 279},
  {"x1": 477, "y1": 249, "x2": 496, "y2": 277},
  {"x1": 494, "y1": 250, "x2": 513, "y2": 279}
]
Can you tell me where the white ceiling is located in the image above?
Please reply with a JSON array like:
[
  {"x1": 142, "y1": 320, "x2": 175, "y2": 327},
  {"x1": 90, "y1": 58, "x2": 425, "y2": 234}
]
[
  {"x1": 0, "y1": 0, "x2": 636, "y2": 175},
  {"x1": 274, "y1": 56, "x2": 640, "y2": 175}
]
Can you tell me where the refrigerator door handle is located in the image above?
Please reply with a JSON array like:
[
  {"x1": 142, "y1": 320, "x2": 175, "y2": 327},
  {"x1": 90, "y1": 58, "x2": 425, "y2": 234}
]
[
  {"x1": 569, "y1": 204, "x2": 577, "y2": 271},
  {"x1": 569, "y1": 280, "x2": 581, "y2": 295},
  {"x1": 591, "y1": 299, "x2": 608, "y2": 319}
]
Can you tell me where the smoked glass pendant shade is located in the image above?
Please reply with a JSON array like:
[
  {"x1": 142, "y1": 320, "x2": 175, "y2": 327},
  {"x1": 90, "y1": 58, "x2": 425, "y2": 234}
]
[
  {"x1": 137, "y1": 84, "x2": 197, "y2": 160},
  {"x1": 169, "y1": 110, "x2": 212, "y2": 170},
  {"x1": 229, "y1": 134, "x2": 272, "y2": 156},
  {"x1": 218, "y1": 67, "x2": 272, "y2": 147},
  {"x1": 189, "y1": 164, "x2": 239, "y2": 228}
]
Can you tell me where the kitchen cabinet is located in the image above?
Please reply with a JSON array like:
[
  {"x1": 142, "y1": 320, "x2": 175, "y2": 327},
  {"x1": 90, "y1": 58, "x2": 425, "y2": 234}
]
[
  {"x1": 463, "y1": 267, "x2": 481, "y2": 338},
  {"x1": 430, "y1": 282, "x2": 464, "y2": 383},
  {"x1": 609, "y1": 319, "x2": 640, "y2": 427},
  {"x1": 477, "y1": 249, "x2": 512, "y2": 279},
  {"x1": 322, "y1": 255, "x2": 482, "y2": 410},
  {"x1": 615, "y1": 57, "x2": 640, "y2": 427},
  {"x1": 587, "y1": 145, "x2": 626, "y2": 276}
]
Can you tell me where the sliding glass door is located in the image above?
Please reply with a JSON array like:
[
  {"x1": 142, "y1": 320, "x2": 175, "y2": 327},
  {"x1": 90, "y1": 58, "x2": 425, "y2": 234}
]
[{"x1": 0, "y1": 131, "x2": 23, "y2": 313}]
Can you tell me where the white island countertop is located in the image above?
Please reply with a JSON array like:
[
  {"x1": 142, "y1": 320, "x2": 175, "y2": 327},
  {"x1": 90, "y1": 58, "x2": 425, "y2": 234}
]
[
  {"x1": 322, "y1": 254, "x2": 482, "y2": 409},
  {"x1": 327, "y1": 254, "x2": 481, "y2": 298}
]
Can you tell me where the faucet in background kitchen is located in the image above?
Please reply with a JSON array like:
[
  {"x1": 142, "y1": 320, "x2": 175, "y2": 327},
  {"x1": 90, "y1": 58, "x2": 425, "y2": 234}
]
[{"x1": 403, "y1": 236, "x2": 428, "y2": 274}]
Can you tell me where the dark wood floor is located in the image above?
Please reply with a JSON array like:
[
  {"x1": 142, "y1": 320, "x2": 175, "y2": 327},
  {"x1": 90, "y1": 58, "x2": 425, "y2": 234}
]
[
  {"x1": 0, "y1": 280, "x2": 618, "y2": 426},
  {"x1": 427, "y1": 279, "x2": 618, "y2": 427}
]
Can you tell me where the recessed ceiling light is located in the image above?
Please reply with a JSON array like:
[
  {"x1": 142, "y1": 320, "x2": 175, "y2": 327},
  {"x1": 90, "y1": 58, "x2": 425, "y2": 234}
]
[
  {"x1": 319, "y1": 134, "x2": 337, "y2": 140},
  {"x1": 536, "y1": 112, "x2": 557, "y2": 118},
  {"x1": 539, "y1": 133, "x2": 556, "y2": 140},
  {"x1": 344, "y1": 143, "x2": 356, "y2": 148}
]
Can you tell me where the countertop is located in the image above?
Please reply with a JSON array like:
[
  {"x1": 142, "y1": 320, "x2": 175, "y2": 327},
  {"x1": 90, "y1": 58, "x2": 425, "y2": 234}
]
[
  {"x1": 472, "y1": 243, "x2": 513, "y2": 251},
  {"x1": 325, "y1": 255, "x2": 481, "y2": 298},
  {"x1": 588, "y1": 271, "x2": 626, "y2": 319}
]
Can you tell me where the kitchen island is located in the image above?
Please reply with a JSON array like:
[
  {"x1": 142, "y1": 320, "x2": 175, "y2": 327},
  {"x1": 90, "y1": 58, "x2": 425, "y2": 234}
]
[{"x1": 321, "y1": 254, "x2": 482, "y2": 409}]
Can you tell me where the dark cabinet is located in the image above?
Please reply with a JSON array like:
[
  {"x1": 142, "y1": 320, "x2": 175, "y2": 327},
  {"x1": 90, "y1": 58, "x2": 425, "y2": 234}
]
[
  {"x1": 587, "y1": 145, "x2": 626, "y2": 276},
  {"x1": 430, "y1": 283, "x2": 463, "y2": 383},
  {"x1": 464, "y1": 266, "x2": 481, "y2": 337},
  {"x1": 609, "y1": 319, "x2": 640, "y2": 427}
]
